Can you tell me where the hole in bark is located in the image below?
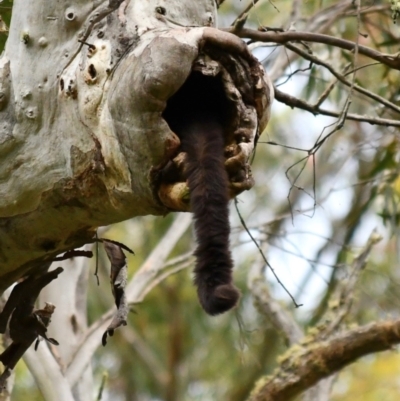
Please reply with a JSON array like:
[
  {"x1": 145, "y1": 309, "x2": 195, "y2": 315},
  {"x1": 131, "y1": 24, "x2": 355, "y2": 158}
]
[
  {"x1": 66, "y1": 12, "x2": 75, "y2": 21},
  {"x1": 26, "y1": 107, "x2": 36, "y2": 119},
  {"x1": 88, "y1": 64, "x2": 97, "y2": 79},
  {"x1": 155, "y1": 6, "x2": 167, "y2": 15},
  {"x1": 60, "y1": 78, "x2": 64, "y2": 91},
  {"x1": 162, "y1": 72, "x2": 233, "y2": 143},
  {"x1": 71, "y1": 314, "x2": 79, "y2": 334}
]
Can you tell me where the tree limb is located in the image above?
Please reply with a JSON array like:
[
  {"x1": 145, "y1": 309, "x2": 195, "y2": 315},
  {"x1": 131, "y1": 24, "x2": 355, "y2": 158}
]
[{"x1": 248, "y1": 319, "x2": 400, "y2": 401}]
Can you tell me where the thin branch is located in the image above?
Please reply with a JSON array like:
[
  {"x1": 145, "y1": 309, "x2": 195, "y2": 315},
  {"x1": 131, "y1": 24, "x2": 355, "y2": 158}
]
[
  {"x1": 262, "y1": 1, "x2": 356, "y2": 81},
  {"x1": 229, "y1": 28, "x2": 400, "y2": 71},
  {"x1": 124, "y1": 213, "x2": 192, "y2": 301},
  {"x1": 282, "y1": 42, "x2": 400, "y2": 115},
  {"x1": 140, "y1": 257, "x2": 193, "y2": 300},
  {"x1": 305, "y1": 0, "x2": 354, "y2": 34},
  {"x1": 262, "y1": 239, "x2": 339, "y2": 270},
  {"x1": 345, "y1": 4, "x2": 390, "y2": 17},
  {"x1": 315, "y1": 76, "x2": 339, "y2": 108},
  {"x1": 235, "y1": 200, "x2": 302, "y2": 308},
  {"x1": 230, "y1": 0, "x2": 261, "y2": 29},
  {"x1": 285, "y1": 154, "x2": 314, "y2": 223},
  {"x1": 274, "y1": 87, "x2": 400, "y2": 127}
]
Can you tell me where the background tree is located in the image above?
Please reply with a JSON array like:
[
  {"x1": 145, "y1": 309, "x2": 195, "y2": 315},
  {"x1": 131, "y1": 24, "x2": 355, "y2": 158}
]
[{"x1": 2, "y1": 0, "x2": 400, "y2": 400}]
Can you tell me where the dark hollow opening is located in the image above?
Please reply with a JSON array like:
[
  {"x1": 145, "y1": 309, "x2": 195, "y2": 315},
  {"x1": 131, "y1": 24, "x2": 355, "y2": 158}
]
[
  {"x1": 162, "y1": 72, "x2": 233, "y2": 143},
  {"x1": 88, "y1": 64, "x2": 97, "y2": 79}
]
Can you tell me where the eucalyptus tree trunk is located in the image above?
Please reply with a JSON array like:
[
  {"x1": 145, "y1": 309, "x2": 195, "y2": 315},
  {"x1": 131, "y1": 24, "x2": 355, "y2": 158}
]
[
  {"x1": 0, "y1": 0, "x2": 273, "y2": 291},
  {"x1": 0, "y1": 1, "x2": 272, "y2": 398}
]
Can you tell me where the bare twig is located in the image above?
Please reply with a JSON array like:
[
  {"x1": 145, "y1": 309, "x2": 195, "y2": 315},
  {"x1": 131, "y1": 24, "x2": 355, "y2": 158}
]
[{"x1": 235, "y1": 200, "x2": 302, "y2": 308}]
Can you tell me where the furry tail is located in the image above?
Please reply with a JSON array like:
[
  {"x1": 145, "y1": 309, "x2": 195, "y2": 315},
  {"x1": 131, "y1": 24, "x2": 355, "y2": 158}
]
[{"x1": 180, "y1": 118, "x2": 240, "y2": 315}]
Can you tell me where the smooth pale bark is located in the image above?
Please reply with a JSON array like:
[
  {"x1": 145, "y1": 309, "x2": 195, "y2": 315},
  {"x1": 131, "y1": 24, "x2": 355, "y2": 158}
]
[
  {"x1": 37, "y1": 254, "x2": 93, "y2": 401},
  {"x1": 0, "y1": 0, "x2": 273, "y2": 290}
]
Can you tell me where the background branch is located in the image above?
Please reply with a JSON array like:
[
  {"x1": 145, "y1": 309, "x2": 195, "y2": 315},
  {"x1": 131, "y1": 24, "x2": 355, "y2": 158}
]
[
  {"x1": 66, "y1": 213, "x2": 192, "y2": 387},
  {"x1": 249, "y1": 319, "x2": 400, "y2": 401},
  {"x1": 24, "y1": 344, "x2": 75, "y2": 401},
  {"x1": 231, "y1": 29, "x2": 400, "y2": 71},
  {"x1": 274, "y1": 88, "x2": 400, "y2": 127},
  {"x1": 249, "y1": 261, "x2": 303, "y2": 346}
]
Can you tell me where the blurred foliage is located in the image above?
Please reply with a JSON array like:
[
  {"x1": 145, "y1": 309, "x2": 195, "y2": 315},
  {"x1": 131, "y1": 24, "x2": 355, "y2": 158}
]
[
  {"x1": 11, "y1": 361, "x2": 42, "y2": 401},
  {"x1": 4, "y1": 0, "x2": 400, "y2": 400},
  {"x1": 332, "y1": 351, "x2": 400, "y2": 401}
]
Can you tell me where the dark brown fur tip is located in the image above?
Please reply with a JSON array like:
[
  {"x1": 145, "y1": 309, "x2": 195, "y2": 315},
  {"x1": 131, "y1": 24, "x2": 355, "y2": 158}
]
[{"x1": 197, "y1": 283, "x2": 241, "y2": 316}]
